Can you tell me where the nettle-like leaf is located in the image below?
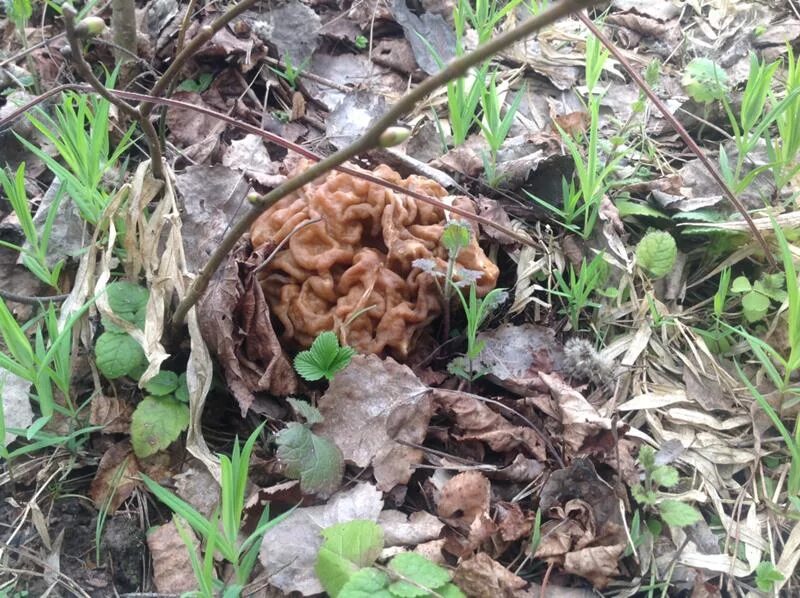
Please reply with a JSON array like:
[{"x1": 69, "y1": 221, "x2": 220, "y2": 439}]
[
  {"x1": 682, "y1": 57, "x2": 729, "y2": 104},
  {"x1": 287, "y1": 397, "x2": 324, "y2": 425},
  {"x1": 294, "y1": 331, "x2": 356, "y2": 381},
  {"x1": 388, "y1": 553, "x2": 454, "y2": 597},
  {"x1": 95, "y1": 331, "x2": 147, "y2": 379},
  {"x1": 650, "y1": 465, "x2": 679, "y2": 489},
  {"x1": 275, "y1": 422, "x2": 344, "y2": 494},
  {"x1": 635, "y1": 230, "x2": 677, "y2": 278},
  {"x1": 174, "y1": 372, "x2": 190, "y2": 403},
  {"x1": 106, "y1": 281, "x2": 149, "y2": 317},
  {"x1": 441, "y1": 221, "x2": 471, "y2": 256},
  {"x1": 317, "y1": 520, "x2": 384, "y2": 596},
  {"x1": 340, "y1": 568, "x2": 392, "y2": 598},
  {"x1": 658, "y1": 499, "x2": 702, "y2": 527},
  {"x1": 131, "y1": 396, "x2": 189, "y2": 458},
  {"x1": 143, "y1": 370, "x2": 179, "y2": 397},
  {"x1": 755, "y1": 561, "x2": 785, "y2": 592}
]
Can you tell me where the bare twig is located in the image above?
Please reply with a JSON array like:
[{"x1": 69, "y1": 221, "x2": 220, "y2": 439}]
[
  {"x1": 577, "y1": 13, "x2": 778, "y2": 270},
  {"x1": 0, "y1": 290, "x2": 70, "y2": 305},
  {"x1": 170, "y1": 0, "x2": 601, "y2": 330},
  {"x1": 0, "y1": 32, "x2": 65, "y2": 69}
]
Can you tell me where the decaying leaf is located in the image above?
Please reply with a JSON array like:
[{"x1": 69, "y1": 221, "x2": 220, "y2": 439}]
[
  {"x1": 89, "y1": 441, "x2": 140, "y2": 512},
  {"x1": 147, "y1": 519, "x2": 200, "y2": 594},
  {"x1": 315, "y1": 355, "x2": 432, "y2": 491},
  {"x1": 198, "y1": 241, "x2": 297, "y2": 415}
]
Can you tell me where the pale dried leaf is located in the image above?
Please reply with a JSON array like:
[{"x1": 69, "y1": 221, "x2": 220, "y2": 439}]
[
  {"x1": 147, "y1": 519, "x2": 200, "y2": 594},
  {"x1": 316, "y1": 355, "x2": 431, "y2": 491}
]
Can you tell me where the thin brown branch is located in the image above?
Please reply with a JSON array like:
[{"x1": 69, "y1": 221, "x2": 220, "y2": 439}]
[
  {"x1": 577, "y1": 13, "x2": 779, "y2": 270},
  {"x1": 170, "y1": 0, "x2": 601, "y2": 330}
]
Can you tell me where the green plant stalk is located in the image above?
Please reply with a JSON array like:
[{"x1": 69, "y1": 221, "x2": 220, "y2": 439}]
[
  {"x1": 171, "y1": 0, "x2": 600, "y2": 328},
  {"x1": 576, "y1": 13, "x2": 778, "y2": 269}
]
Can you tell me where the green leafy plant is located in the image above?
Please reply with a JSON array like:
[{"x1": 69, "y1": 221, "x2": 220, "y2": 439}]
[
  {"x1": 729, "y1": 222, "x2": 800, "y2": 498},
  {"x1": 177, "y1": 72, "x2": 214, "y2": 93},
  {"x1": 729, "y1": 272, "x2": 786, "y2": 323},
  {"x1": 682, "y1": 57, "x2": 729, "y2": 104},
  {"x1": 551, "y1": 252, "x2": 607, "y2": 331},
  {"x1": 274, "y1": 398, "x2": 344, "y2": 494},
  {"x1": 768, "y1": 47, "x2": 800, "y2": 193},
  {"x1": 448, "y1": 282, "x2": 507, "y2": 383},
  {"x1": 141, "y1": 424, "x2": 290, "y2": 597},
  {"x1": 694, "y1": 266, "x2": 735, "y2": 353},
  {"x1": 269, "y1": 54, "x2": 310, "y2": 90},
  {"x1": 635, "y1": 230, "x2": 677, "y2": 279},
  {"x1": 293, "y1": 331, "x2": 355, "y2": 382},
  {"x1": 478, "y1": 72, "x2": 524, "y2": 186},
  {"x1": 130, "y1": 371, "x2": 189, "y2": 458},
  {"x1": 0, "y1": 299, "x2": 93, "y2": 442},
  {"x1": 16, "y1": 78, "x2": 136, "y2": 225},
  {"x1": 354, "y1": 35, "x2": 368, "y2": 50},
  {"x1": 316, "y1": 519, "x2": 464, "y2": 598},
  {"x1": 754, "y1": 561, "x2": 785, "y2": 592},
  {"x1": 631, "y1": 445, "x2": 701, "y2": 528},
  {"x1": 0, "y1": 163, "x2": 65, "y2": 289},
  {"x1": 95, "y1": 281, "x2": 149, "y2": 380}
]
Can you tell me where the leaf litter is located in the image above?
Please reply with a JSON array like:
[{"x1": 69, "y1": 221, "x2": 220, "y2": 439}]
[{"x1": 2, "y1": 0, "x2": 800, "y2": 596}]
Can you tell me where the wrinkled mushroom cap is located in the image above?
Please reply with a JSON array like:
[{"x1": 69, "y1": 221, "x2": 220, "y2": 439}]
[{"x1": 250, "y1": 162, "x2": 499, "y2": 356}]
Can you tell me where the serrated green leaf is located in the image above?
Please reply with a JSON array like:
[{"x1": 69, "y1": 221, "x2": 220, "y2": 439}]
[
  {"x1": 650, "y1": 465, "x2": 679, "y2": 488},
  {"x1": 441, "y1": 222, "x2": 471, "y2": 255},
  {"x1": 322, "y1": 521, "x2": 384, "y2": 567},
  {"x1": 388, "y1": 553, "x2": 451, "y2": 594},
  {"x1": 143, "y1": 371, "x2": 179, "y2": 396},
  {"x1": 742, "y1": 290, "x2": 770, "y2": 322},
  {"x1": 294, "y1": 331, "x2": 355, "y2": 381},
  {"x1": 638, "y1": 445, "x2": 656, "y2": 470},
  {"x1": 131, "y1": 396, "x2": 189, "y2": 458},
  {"x1": 658, "y1": 499, "x2": 701, "y2": 527},
  {"x1": 317, "y1": 521, "x2": 384, "y2": 596},
  {"x1": 682, "y1": 57, "x2": 729, "y2": 103},
  {"x1": 635, "y1": 230, "x2": 677, "y2": 278},
  {"x1": 317, "y1": 549, "x2": 360, "y2": 597},
  {"x1": 730, "y1": 276, "x2": 752, "y2": 293},
  {"x1": 287, "y1": 397, "x2": 324, "y2": 425},
  {"x1": 339, "y1": 568, "x2": 393, "y2": 598},
  {"x1": 755, "y1": 561, "x2": 785, "y2": 591},
  {"x1": 275, "y1": 423, "x2": 344, "y2": 494},
  {"x1": 106, "y1": 281, "x2": 149, "y2": 317},
  {"x1": 435, "y1": 584, "x2": 466, "y2": 598},
  {"x1": 95, "y1": 332, "x2": 147, "y2": 379}
]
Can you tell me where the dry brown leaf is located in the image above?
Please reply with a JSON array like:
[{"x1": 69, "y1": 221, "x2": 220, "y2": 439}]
[
  {"x1": 198, "y1": 242, "x2": 297, "y2": 415},
  {"x1": 147, "y1": 519, "x2": 200, "y2": 594},
  {"x1": 89, "y1": 441, "x2": 140, "y2": 512},
  {"x1": 174, "y1": 465, "x2": 220, "y2": 519},
  {"x1": 89, "y1": 395, "x2": 133, "y2": 434},
  {"x1": 452, "y1": 553, "x2": 527, "y2": 597},
  {"x1": 536, "y1": 459, "x2": 626, "y2": 588},
  {"x1": 315, "y1": 355, "x2": 431, "y2": 491},
  {"x1": 378, "y1": 510, "x2": 444, "y2": 546},
  {"x1": 433, "y1": 389, "x2": 547, "y2": 460}
]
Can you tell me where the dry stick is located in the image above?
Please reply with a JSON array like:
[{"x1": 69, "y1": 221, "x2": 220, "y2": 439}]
[
  {"x1": 61, "y1": 3, "x2": 166, "y2": 181},
  {"x1": 0, "y1": 32, "x2": 65, "y2": 69},
  {"x1": 170, "y1": 0, "x2": 601, "y2": 330},
  {"x1": 576, "y1": 14, "x2": 778, "y2": 270}
]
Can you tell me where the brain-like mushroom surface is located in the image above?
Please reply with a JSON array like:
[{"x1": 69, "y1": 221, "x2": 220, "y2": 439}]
[{"x1": 250, "y1": 162, "x2": 499, "y2": 356}]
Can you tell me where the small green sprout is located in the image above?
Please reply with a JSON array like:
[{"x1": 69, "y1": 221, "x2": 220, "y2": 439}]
[{"x1": 293, "y1": 331, "x2": 355, "y2": 381}]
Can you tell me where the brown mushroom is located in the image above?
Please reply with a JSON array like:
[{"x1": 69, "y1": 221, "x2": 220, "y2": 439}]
[{"x1": 250, "y1": 161, "x2": 499, "y2": 357}]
